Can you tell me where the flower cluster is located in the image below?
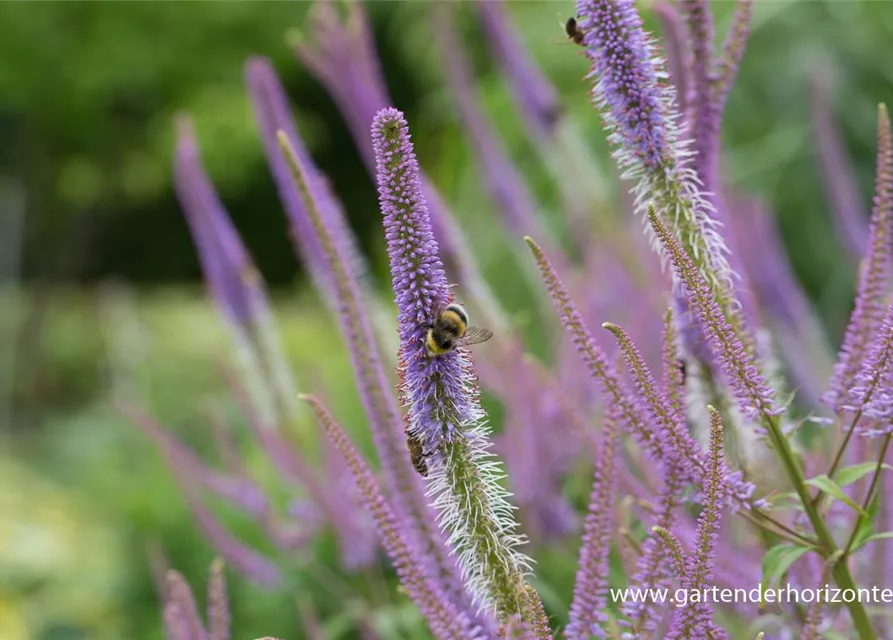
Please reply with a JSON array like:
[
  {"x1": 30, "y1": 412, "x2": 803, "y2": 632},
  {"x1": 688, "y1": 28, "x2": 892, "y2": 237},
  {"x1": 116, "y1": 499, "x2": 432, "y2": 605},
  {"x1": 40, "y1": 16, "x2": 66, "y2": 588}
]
[{"x1": 125, "y1": 2, "x2": 893, "y2": 639}]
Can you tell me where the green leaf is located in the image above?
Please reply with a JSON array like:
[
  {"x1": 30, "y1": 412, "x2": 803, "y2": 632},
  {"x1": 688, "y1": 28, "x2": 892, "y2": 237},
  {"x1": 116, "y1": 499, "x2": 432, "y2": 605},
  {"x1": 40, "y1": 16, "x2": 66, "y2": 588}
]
[
  {"x1": 761, "y1": 544, "x2": 812, "y2": 598},
  {"x1": 834, "y1": 462, "x2": 893, "y2": 488},
  {"x1": 854, "y1": 530, "x2": 893, "y2": 549},
  {"x1": 804, "y1": 475, "x2": 867, "y2": 516},
  {"x1": 851, "y1": 490, "x2": 882, "y2": 551}
]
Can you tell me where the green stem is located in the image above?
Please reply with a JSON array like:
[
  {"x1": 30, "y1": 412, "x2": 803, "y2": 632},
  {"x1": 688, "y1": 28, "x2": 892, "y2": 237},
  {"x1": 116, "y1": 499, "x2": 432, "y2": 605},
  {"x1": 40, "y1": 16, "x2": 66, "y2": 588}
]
[
  {"x1": 762, "y1": 413, "x2": 877, "y2": 639},
  {"x1": 843, "y1": 433, "x2": 893, "y2": 558},
  {"x1": 813, "y1": 410, "x2": 863, "y2": 509}
]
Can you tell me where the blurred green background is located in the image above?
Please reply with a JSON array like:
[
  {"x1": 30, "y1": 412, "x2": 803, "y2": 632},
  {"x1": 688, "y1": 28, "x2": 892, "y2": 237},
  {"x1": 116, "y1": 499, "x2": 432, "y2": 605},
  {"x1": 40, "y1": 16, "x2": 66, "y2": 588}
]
[{"x1": 2, "y1": 1, "x2": 892, "y2": 638}]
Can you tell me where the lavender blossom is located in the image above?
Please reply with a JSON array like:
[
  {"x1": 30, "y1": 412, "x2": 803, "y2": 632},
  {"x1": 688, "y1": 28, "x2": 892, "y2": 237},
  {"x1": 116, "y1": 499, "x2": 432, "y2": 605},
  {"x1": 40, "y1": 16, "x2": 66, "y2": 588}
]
[
  {"x1": 566, "y1": 407, "x2": 619, "y2": 640},
  {"x1": 300, "y1": 394, "x2": 483, "y2": 640},
  {"x1": 667, "y1": 406, "x2": 727, "y2": 640},
  {"x1": 648, "y1": 206, "x2": 780, "y2": 424},
  {"x1": 373, "y1": 108, "x2": 536, "y2": 621},
  {"x1": 825, "y1": 104, "x2": 893, "y2": 414}
]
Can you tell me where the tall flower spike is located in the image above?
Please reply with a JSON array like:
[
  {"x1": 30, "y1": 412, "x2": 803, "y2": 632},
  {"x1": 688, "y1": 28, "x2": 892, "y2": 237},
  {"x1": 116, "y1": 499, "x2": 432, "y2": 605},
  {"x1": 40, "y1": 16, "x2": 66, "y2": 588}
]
[
  {"x1": 162, "y1": 561, "x2": 239, "y2": 640},
  {"x1": 473, "y1": 0, "x2": 562, "y2": 145},
  {"x1": 275, "y1": 129, "x2": 472, "y2": 609},
  {"x1": 300, "y1": 394, "x2": 483, "y2": 640},
  {"x1": 647, "y1": 206, "x2": 780, "y2": 423},
  {"x1": 825, "y1": 104, "x2": 893, "y2": 413},
  {"x1": 566, "y1": 407, "x2": 619, "y2": 640},
  {"x1": 575, "y1": 0, "x2": 735, "y2": 309},
  {"x1": 373, "y1": 108, "x2": 536, "y2": 621},
  {"x1": 245, "y1": 57, "x2": 336, "y2": 303},
  {"x1": 667, "y1": 406, "x2": 727, "y2": 640},
  {"x1": 679, "y1": 0, "x2": 720, "y2": 192},
  {"x1": 810, "y1": 70, "x2": 869, "y2": 261},
  {"x1": 173, "y1": 116, "x2": 300, "y2": 425},
  {"x1": 165, "y1": 570, "x2": 208, "y2": 640},
  {"x1": 290, "y1": 1, "x2": 508, "y2": 331}
]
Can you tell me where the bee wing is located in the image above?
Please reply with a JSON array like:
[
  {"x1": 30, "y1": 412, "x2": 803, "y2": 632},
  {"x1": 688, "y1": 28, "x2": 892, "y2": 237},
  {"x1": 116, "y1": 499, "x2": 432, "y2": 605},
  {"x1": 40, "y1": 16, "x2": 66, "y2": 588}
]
[{"x1": 458, "y1": 326, "x2": 494, "y2": 346}]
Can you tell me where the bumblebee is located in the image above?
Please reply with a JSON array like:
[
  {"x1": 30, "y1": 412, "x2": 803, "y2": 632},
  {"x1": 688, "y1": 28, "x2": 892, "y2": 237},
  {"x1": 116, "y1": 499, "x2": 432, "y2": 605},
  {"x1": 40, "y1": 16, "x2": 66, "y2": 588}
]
[
  {"x1": 564, "y1": 17, "x2": 585, "y2": 46},
  {"x1": 406, "y1": 430, "x2": 436, "y2": 476},
  {"x1": 425, "y1": 304, "x2": 493, "y2": 357}
]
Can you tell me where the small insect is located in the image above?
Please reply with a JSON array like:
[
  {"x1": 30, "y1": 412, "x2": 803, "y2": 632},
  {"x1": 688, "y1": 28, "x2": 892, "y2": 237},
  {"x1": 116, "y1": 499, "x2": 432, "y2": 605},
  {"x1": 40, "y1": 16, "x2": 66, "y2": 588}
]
[
  {"x1": 677, "y1": 358, "x2": 687, "y2": 385},
  {"x1": 564, "y1": 17, "x2": 586, "y2": 46},
  {"x1": 406, "y1": 430, "x2": 437, "y2": 476},
  {"x1": 425, "y1": 303, "x2": 494, "y2": 357}
]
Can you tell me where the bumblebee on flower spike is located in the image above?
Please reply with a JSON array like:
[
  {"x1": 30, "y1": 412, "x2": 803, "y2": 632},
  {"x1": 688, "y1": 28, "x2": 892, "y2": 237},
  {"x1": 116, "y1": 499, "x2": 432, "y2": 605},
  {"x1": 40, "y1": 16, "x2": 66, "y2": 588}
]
[
  {"x1": 425, "y1": 303, "x2": 493, "y2": 357},
  {"x1": 564, "y1": 17, "x2": 586, "y2": 46}
]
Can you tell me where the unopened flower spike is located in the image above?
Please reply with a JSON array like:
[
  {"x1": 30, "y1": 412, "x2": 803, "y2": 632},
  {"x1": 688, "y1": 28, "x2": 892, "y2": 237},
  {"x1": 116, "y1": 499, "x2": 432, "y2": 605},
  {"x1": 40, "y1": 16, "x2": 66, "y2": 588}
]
[
  {"x1": 667, "y1": 406, "x2": 727, "y2": 639},
  {"x1": 566, "y1": 407, "x2": 620, "y2": 640},
  {"x1": 162, "y1": 560, "x2": 232, "y2": 640},
  {"x1": 647, "y1": 206, "x2": 780, "y2": 424},
  {"x1": 373, "y1": 107, "x2": 538, "y2": 622},
  {"x1": 825, "y1": 103, "x2": 893, "y2": 414}
]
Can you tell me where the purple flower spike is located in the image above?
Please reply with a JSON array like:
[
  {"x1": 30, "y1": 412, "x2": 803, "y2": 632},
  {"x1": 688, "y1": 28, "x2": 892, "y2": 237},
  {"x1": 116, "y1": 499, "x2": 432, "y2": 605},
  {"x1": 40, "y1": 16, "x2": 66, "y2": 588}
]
[
  {"x1": 245, "y1": 57, "x2": 339, "y2": 302},
  {"x1": 575, "y1": 0, "x2": 737, "y2": 321},
  {"x1": 526, "y1": 236, "x2": 757, "y2": 509},
  {"x1": 291, "y1": 2, "x2": 505, "y2": 327},
  {"x1": 576, "y1": 0, "x2": 670, "y2": 172},
  {"x1": 825, "y1": 104, "x2": 893, "y2": 414},
  {"x1": 374, "y1": 108, "x2": 535, "y2": 621},
  {"x1": 566, "y1": 407, "x2": 619, "y2": 640},
  {"x1": 810, "y1": 69, "x2": 869, "y2": 261},
  {"x1": 667, "y1": 406, "x2": 728, "y2": 640},
  {"x1": 173, "y1": 116, "x2": 267, "y2": 329},
  {"x1": 648, "y1": 207, "x2": 780, "y2": 424},
  {"x1": 473, "y1": 0, "x2": 562, "y2": 144},
  {"x1": 207, "y1": 559, "x2": 230, "y2": 640}
]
